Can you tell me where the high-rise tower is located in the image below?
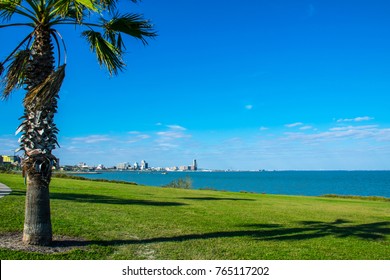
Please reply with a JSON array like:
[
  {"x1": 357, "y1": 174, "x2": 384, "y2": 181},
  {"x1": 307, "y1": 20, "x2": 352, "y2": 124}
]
[{"x1": 192, "y1": 159, "x2": 198, "y2": 171}]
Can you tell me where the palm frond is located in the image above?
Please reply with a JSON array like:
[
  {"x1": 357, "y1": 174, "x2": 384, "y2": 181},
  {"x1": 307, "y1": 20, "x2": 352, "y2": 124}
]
[
  {"x1": 51, "y1": 0, "x2": 98, "y2": 22},
  {"x1": 75, "y1": 0, "x2": 98, "y2": 11},
  {"x1": 103, "y1": 13, "x2": 156, "y2": 45},
  {"x1": 2, "y1": 49, "x2": 30, "y2": 98},
  {"x1": 51, "y1": 0, "x2": 82, "y2": 21},
  {"x1": 97, "y1": 0, "x2": 117, "y2": 12},
  {"x1": 82, "y1": 30, "x2": 124, "y2": 75},
  {"x1": 97, "y1": 1, "x2": 139, "y2": 12},
  {"x1": 51, "y1": 29, "x2": 68, "y2": 66},
  {"x1": 24, "y1": 65, "x2": 66, "y2": 108},
  {"x1": 0, "y1": 0, "x2": 20, "y2": 21},
  {"x1": 0, "y1": 0, "x2": 37, "y2": 23}
]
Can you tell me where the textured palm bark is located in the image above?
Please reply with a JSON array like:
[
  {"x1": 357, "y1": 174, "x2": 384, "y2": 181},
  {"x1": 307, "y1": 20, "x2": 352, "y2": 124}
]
[
  {"x1": 22, "y1": 25, "x2": 56, "y2": 246},
  {"x1": 23, "y1": 167, "x2": 52, "y2": 245}
]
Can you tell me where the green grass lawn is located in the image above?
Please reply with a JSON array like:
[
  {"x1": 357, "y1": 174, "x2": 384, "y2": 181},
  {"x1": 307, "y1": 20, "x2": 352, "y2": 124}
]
[{"x1": 0, "y1": 173, "x2": 389, "y2": 260}]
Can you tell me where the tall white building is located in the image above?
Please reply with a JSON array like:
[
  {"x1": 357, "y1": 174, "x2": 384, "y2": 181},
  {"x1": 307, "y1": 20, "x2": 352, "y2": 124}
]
[{"x1": 141, "y1": 160, "x2": 148, "y2": 170}]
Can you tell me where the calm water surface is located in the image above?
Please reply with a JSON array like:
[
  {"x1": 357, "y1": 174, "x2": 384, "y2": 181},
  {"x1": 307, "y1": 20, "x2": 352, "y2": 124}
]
[{"x1": 77, "y1": 171, "x2": 390, "y2": 198}]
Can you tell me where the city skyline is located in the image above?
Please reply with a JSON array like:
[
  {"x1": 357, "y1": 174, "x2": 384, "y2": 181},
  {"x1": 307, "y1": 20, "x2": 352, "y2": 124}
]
[
  {"x1": 69, "y1": 159, "x2": 199, "y2": 171},
  {"x1": 1, "y1": 0, "x2": 390, "y2": 170}
]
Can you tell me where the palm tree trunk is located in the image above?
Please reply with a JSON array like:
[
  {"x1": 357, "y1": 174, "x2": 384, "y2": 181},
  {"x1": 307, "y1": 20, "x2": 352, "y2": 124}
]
[
  {"x1": 22, "y1": 25, "x2": 56, "y2": 246},
  {"x1": 23, "y1": 170, "x2": 52, "y2": 245}
]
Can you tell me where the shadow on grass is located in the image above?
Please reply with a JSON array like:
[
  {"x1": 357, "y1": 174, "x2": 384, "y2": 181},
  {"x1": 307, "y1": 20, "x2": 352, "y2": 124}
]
[
  {"x1": 7, "y1": 190, "x2": 187, "y2": 207},
  {"x1": 244, "y1": 219, "x2": 390, "y2": 241},
  {"x1": 50, "y1": 219, "x2": 390, "y2": 249},
  {"x1": 180, "y1": 196, "x2": 256, "y2": 201},
  {"x1": 49, "y1": 192, "x2": 187, "y2": 207},
  {"x1": 8, "y1": 190, "x2": 25, "y2": 196}
]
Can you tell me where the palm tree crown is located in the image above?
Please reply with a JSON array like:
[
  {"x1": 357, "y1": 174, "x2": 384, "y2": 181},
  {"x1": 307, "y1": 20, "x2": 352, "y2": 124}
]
[{"x1": 0, "y1": 0, "x2": 156, "y2": 78}]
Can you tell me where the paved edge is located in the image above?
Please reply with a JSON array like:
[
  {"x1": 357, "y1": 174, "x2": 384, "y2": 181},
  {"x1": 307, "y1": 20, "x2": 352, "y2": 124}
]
[{"x1": 0, "y1": 182, "x2": 12, "y2": 198}]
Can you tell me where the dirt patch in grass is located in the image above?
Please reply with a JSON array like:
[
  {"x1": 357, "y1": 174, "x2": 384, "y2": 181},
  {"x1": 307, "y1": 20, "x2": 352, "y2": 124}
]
[{"x1": 0, "y1": 232, "x2": 87, "y2": 254}]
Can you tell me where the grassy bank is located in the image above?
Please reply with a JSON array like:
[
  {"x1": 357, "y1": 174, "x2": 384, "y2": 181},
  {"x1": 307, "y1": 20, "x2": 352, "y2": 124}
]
[{"x1": 0, "y1": 173, "x2": 389, "y2": 260}]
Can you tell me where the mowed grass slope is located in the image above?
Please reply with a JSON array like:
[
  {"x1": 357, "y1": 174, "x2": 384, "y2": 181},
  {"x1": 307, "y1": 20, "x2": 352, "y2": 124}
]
[{"x1": 0, "y1": 173, "x2": 389, "y2": 260}]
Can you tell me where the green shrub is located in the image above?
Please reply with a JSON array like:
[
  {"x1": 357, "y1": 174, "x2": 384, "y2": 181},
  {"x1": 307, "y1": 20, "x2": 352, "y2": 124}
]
[{"x1": 163, "y1": 177, "x2": 192, "y2": 189}]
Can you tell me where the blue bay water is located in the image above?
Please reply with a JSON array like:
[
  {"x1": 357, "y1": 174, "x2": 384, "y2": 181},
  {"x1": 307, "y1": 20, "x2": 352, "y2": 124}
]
[{"x1": 77, "y1": 171, "x2": 390, "y2": 198}]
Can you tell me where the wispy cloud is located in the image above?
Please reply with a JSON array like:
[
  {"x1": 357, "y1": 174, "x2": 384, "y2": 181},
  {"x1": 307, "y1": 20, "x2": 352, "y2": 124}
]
[
  {"x1": 126, "y1": 132, "x2": 151, "y2": 143},
  {"x1": 337, "y1": 116, "x2": 374, "y2": 123},
  {"x1": 166, "y1": 125, "x2": 186, "y2": 131},
  {"x1": 245, "y1": 105, "x2": 253, "y2": 110},
  {"x1": 70, "y1": 135, "x2": 112, "y2": 144},
  {"x1": 283, "y1": 125, "x2": 389, "y2": 143},
  {"x1": 299, "y1": 126, "x2": 313, "y2": 130},
  {"x1": 329, "y1": 125, "x2": 378, "y2": 132},
  {"x1": 285, "y1": 122, "x2": 303, "y2": 128},
  {"x1": 156, "y1": 125, "x2": 192, "y2": 150}
]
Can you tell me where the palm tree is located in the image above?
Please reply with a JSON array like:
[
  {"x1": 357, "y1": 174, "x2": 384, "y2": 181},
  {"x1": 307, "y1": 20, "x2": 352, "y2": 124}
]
[{"x1": 0, "y1": 0, "x2": 156, "y2": 246}]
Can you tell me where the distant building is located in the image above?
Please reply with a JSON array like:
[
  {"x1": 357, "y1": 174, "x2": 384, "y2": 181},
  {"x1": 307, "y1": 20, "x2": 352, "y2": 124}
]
[
  {"x1": 61, "y1": 165, "x2": 75, "y2": 172},
  {"x1": 133, "y1": 162, "x2": 139, "y2": 170},
  {"x1": 96, "y1": 164, "x2": 105, "y2": 170},
  {"x1": 191, "y1": 159, "x2": 198, "y2": 171},
  {"x1": 179, "y1": 165, "x2": 190, "y2": 171},
  {"x1": 166, "y1": 166, "x2": 178, "y2": 171},
  {"x1": 78, "y1": 162, "x2": 88, "y2": 168},
  {"x1": 117, "y1": 162, "x2": 129, "y2": 170},
  {"x1": 140, "y1": 160, "x2": 148, "y2": 170},
  {"x1": 1, "y1": 155, "x2": 21, "y2": 165}
]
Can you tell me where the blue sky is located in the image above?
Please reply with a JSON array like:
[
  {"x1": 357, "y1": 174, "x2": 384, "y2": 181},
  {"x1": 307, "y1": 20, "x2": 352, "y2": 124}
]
[{"x1": 1, "y1": 0, "x2": 390, "y2": 170}]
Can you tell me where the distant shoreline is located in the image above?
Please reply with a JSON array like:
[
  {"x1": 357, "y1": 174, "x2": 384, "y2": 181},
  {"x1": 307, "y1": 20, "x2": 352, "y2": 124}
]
[
  {"x1": 69, "y1": 170, "x2": 390, "y2": 198},
  {"x1": 58, "y1": 169, "x2": 390, "y2": 174},
  {"x1": 59, "y1": 171, "x2": 102, "y2": 175}
]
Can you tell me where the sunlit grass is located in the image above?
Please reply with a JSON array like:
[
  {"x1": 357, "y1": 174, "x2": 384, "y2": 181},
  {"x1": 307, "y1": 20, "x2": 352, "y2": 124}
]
[{"x1": 0, "y1": 173, "x2": 389, "y2": 260}]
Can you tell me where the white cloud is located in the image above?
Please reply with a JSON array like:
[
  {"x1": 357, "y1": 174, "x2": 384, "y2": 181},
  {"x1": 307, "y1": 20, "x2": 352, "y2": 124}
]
[
  {"x1": 156, "y1": 142, "x2": 178, "y2": 149},
  {"x1": 156, "y1": 131, "x2": 190, "y2": 140},
  {"x1": 283, "y1": 125, "x2": 390, "y2": 143},
  {"x1": 126, "y1": 134, "x2": 151, "y2": 144},
  {"x1": 245, "y1": 105, "x2": 253, "y2": 110},
  {"x1": 155, "y1": 125, "x2": 191, "y2": 150},
  {"x1": 337, "y1": 116, "x2": 374, "y2": 123},
  {"x1": 70, "y1": 135, "x2": 112, "y2": 144},
  {"x1": 285, "y1": 122, "x2": 303, "y2": 128},
  {"x1": 299, "y1": 126, "x2": 313, "y2": 130},
  {"x1": 166, "y1": 125, "x2": 186, "y2": 131},
  {"x1": 259, "y1": 126, "x2": 269, "y2": 131},
  {"x1": 329, "y1": 125, "x2": 378, "y2": 131},
  {"x1": 137, "y1": 134, "x2": 150, "y2": 140}
]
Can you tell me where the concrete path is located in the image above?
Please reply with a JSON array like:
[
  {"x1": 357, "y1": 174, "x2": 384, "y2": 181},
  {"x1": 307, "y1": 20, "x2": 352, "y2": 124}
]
[{"x1": 0, "y1": 182, "x2": 12, "y2": 198}]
